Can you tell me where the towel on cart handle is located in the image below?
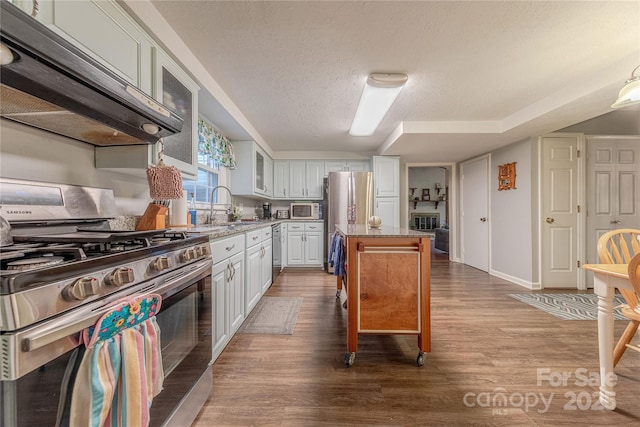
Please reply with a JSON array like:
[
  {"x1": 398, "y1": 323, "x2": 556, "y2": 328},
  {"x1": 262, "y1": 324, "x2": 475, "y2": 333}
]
[{"x1": 328, "y1": 232, "x2": 346, "y2": 277}]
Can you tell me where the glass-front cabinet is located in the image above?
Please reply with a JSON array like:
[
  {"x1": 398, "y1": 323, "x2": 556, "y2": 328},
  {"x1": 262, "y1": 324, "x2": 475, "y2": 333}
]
[
  {"x1": 230, "y1": 141, "x2": 273, "y2": 198},
  {"x1": 152, "y1": 47, "x2": 199, "y2": 176},
  {"x1": 85, "y1": 0, "x2": 200, "y2": 177}
]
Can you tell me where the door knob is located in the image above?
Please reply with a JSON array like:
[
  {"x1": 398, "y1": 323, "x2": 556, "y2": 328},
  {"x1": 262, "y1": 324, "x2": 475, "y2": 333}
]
[
  {"x1": 480, "y1": 217, "x2": 487, "y2": 222},
  {"x1": 545, "y1": 217, "x2": 555, "y2": 224},
  {"x1": 610, "y1": 219, "x2": 621, "y2": 225}
]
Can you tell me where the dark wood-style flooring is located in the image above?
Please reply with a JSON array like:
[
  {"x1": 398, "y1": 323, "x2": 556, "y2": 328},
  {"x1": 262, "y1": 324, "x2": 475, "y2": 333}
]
[{"x1": 194, "y1": 259, "x2": 640, "y2": 426}]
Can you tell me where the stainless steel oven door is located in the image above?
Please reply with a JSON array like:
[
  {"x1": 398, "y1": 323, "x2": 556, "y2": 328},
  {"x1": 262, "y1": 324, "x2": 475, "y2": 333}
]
[{"x1": 0, "y1": 258, "x2": 212, "y2": 427}]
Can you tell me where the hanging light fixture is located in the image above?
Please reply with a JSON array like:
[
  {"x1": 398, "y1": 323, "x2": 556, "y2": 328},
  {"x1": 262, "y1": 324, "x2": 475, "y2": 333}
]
[
  {"x1": 611, "y1": 65, "x2": 640, "y2": 108},
  {"x1": 349, "y1": 73, "x2": 408, "y2": 136}
]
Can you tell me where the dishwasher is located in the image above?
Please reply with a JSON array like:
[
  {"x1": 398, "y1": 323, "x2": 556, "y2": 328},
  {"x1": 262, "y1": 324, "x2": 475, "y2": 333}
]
[{"x1": 272, "y1": 223, "x2": 282, "y2": 281}]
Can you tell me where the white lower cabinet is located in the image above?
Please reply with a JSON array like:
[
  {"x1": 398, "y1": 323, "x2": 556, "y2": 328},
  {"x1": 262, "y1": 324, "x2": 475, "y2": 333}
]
[
  {"x1": 211, "y1": 234, "x2": 245, "y2": 362},
  {"x1": 375, "y1": 197, "x2": 400, "y2": 228},
  {"x1": 286, "y1": 222, "x2": 323, "y2": 267},
  {"x1": 261, "y1": 238, "x2": 273, "y2": 293},
  {"x1": 245, "y1": 227, "x2": 273, "y2": 314}
]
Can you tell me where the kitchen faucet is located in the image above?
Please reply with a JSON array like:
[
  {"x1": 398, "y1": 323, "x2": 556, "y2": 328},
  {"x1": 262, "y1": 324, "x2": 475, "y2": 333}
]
[{"x1": 209, "y1": 185, "x2": 234, "y2": 223}]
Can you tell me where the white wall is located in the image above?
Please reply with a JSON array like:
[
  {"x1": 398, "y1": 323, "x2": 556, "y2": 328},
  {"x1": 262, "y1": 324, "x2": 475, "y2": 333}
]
[
  {"x1": 489, "y1": 138, "x2": 536, "y2": 286},
  {"x1": 1, "y1": 119, "x2": 152, "y2": 215}
]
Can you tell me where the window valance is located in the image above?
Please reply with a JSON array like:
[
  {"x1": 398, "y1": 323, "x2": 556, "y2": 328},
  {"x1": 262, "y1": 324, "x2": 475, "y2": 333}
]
[{"x1": 198, "y1": 118, "x2": 237, "y2": 169}]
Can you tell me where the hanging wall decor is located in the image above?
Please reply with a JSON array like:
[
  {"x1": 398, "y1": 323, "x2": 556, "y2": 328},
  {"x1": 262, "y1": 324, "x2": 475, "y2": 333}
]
[{"x1": 497, "y1": 162, "x2": 517, "y2": 190}]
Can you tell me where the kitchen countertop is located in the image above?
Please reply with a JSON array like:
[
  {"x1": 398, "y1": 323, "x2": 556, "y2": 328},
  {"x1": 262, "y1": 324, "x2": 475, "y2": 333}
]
[
  {"x1": 335, "y1": 223, "x2": 428, "y2": 238},
  {"x1": 172, "y1": 219, "x2": 286, "y2": 240}
]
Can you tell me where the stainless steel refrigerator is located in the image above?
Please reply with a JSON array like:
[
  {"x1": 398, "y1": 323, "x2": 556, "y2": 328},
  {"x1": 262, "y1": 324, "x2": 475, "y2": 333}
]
[{"x1": 324, "y1": 171, "x2": 374, "y2": 272}]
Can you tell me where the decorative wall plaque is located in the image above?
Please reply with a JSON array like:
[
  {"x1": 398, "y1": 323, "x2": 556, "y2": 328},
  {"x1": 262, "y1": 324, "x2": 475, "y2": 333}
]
[{"x1": 497, "y1": 162, "x2": 517, "y2": 191}]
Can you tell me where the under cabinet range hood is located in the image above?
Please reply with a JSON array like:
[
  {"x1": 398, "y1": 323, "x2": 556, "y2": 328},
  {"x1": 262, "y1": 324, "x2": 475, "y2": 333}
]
[{"x1": 0, "y1": 0, "x2": 183, "y2": 145}]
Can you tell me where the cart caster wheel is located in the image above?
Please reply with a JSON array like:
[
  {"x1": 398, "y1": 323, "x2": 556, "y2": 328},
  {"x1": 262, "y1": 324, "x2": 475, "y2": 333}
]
[
  {"x1": 345, "y1": 352, "x2": 355, "y2": 367},
  {"x1": 417, "y1": 352, "x2": 425, "y2": 367},
  {"x1": 336, "y1": 290, "x2": 341, "y2": 299}
]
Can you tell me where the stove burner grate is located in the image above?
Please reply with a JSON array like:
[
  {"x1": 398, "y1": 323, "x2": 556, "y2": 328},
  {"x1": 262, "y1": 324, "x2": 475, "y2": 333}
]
[{"x1": 6, "y1": 255, "x2": 65, "y2": 271}]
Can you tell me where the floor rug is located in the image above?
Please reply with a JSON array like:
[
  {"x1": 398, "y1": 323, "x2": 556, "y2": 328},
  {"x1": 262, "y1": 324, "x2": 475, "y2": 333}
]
[
  {"x1": 509, "y1": 293, "x2": 627, "y2": 320},
  {"x1": 238, "y1": 296, "x2": 303, "y2": 334}
]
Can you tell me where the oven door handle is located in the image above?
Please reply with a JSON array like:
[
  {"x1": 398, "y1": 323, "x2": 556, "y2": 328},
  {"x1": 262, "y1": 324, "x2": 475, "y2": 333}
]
[{"x1": 22, "y1": 258, "x2": 213, "y2": 352}]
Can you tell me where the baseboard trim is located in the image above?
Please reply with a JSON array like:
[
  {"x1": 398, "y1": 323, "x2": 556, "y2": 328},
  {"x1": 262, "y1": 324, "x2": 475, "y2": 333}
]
[{"x1": 490, "y1": 269, "x2": 539, "y2": 290}]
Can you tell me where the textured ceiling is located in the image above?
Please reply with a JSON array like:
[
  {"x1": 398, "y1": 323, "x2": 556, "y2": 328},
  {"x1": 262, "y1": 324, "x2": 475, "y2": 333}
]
[{"x1": 147, "y1": 0, "x2": 640, "y2": 162}]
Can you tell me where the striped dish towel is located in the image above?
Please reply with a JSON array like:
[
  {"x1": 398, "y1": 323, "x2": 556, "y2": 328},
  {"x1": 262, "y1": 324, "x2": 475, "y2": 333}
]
[{"x1": 70, "y1": 295, "x2": 163, "y2": 427}]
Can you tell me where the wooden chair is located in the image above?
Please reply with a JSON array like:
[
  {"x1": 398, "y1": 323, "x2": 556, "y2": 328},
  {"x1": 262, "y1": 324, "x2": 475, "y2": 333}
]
[{"x1": 596, "y1": 229, "x2": 640, "y2": 366}]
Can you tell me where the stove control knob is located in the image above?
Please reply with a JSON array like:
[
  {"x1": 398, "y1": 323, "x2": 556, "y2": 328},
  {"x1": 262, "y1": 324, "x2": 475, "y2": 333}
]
[
  {"x1": 181, "y1": 247, "x2": 198, "y2": 262},
  {"x1": 105, "y1": 267, "x2": 134, "y2": 287},
  {"x1": 196, "y1": 245, "x2": 209, "y2": 257},
  {"x1": 63, "y1": 277, "x2": 99, "y2": 301},
  {"x1": 151, "y1": 256, "x2": 172, "y2": 272}
]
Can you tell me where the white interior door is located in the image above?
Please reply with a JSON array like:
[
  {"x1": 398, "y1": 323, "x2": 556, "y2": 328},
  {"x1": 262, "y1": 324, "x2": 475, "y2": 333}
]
[
  {"x1": 461, "y1": 155, "x2": 489, "y2": 272},
  {"x1": 541, "y1": 136, "x2": 580, "y2": 289},
  {"x1": 586, "y1": 137, "x2": 640, "y2": 285}
]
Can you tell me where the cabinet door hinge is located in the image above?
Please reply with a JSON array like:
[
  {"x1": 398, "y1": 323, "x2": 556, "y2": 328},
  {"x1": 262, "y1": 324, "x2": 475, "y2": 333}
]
[
  {"x1": 577, "y1": 205, "x2": 580, "y2": 213},
  {"x1": 577, "y1": 260, "x2": 581, "y2": 268},
  {"x1": 577, "y1": 150, "x2": 581, "y2": 158}
]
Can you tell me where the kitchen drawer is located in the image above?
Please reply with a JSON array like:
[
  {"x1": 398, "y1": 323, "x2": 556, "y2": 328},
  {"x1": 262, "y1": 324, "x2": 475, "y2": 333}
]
[
  {"x1": 210, "y1": 234, "x2": 245, "y2": 264},
  {"x1": 304, "y1": 223, "x2": 322, "y2": 232},
  {"x1": 261, "y1": 226, "x2": 272, "y2": 242},
  {"x1": 287, "y1": 222, "x2": 305, "y2": 232},
  {"x1": 246, "y1": 229, "x2": 262, "y2": 247}
]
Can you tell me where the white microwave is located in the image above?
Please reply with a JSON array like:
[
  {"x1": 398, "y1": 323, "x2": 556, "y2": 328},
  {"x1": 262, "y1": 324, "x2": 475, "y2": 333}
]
[{"x1": 290, "y1": 202, "x2": 320, "y2": 219}]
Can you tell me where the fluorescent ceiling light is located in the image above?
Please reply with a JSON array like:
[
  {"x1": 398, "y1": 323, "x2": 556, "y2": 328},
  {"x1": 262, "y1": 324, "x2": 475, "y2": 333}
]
[
  {"x1": 612, "y1": 65, "x2": 640, "y2": 109},
  {"x1": 349, "y1": 73, "x2": 408, "y2": 136}
]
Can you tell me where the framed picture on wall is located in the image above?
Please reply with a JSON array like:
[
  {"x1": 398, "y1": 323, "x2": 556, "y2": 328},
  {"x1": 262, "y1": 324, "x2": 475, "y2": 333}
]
[{"x1": 498, "y1": 162, "x2": 517, "y2": 190}]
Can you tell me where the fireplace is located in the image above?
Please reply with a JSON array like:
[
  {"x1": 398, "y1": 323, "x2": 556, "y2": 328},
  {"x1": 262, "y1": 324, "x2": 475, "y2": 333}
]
[{"x1": 411, "y1": 213, "x2": 440, "y2": 231}]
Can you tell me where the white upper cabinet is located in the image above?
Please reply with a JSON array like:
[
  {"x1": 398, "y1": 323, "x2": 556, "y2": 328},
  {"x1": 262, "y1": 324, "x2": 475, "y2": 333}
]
[
  {"x1": 373, "y1": 156, "x2": 400, "y2": 197},
  {"x1": 289, "y1": 161, "x2": 324, "y2": 200},
  {"x1": 305, "y1": 161, "x2": 324, "y2": 199},
  {"x1": 324, "y1": 160, "x2": 370, "y2": 176},
  {"x1": 35, "y1": 0, "x2": 153, "y2": 94},
  {"x1": 231, "y1": 141, "x2": 273, "y2": 198},
  {"x1": 273, "y1": 160, "x2": 290, "y2": 199},
  {"x1": 289, "y1": 161, "x2": 306, "y2": 199}
]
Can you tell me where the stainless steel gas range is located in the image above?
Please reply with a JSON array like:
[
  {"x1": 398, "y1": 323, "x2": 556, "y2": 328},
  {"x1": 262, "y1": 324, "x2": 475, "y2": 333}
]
[{"x1": 0, "y1": 178, "x2": 213, "y2": 427}]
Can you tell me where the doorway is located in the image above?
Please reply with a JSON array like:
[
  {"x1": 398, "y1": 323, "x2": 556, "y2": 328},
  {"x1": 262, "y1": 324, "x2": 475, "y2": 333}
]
[
  {"x1": 405, "y1": 162, "x2": 456, "y2": 261},
  {"x1": 585, "y1": 136, "x2": 640, "y2": 286},
  {"x1": 540, "y1": 134, "x2": 582, "y2": 289},
  {"x1": 460, "y1": 155, "x2": 490, "y2": 272}
]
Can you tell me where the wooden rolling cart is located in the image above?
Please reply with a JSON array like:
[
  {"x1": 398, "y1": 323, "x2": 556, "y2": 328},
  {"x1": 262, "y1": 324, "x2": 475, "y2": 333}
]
[{"x1": 335, "y1": 224, "x2": 431, "y2": 367}]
